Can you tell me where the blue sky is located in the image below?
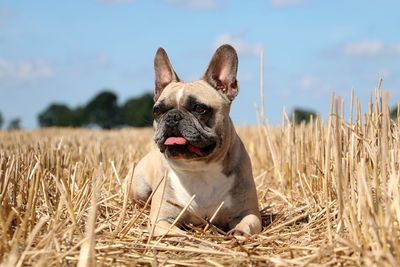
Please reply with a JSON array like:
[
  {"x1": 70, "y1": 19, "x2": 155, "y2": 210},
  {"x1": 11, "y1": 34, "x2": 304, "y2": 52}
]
[{"x1": 1, "y1": 0, "x2": 399, "y2": 128}]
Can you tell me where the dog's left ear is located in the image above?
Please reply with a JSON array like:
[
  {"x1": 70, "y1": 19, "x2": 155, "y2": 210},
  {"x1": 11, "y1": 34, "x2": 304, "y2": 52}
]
[{"x1": 202, "y1": 44, "x2": 239, "y2": 101}]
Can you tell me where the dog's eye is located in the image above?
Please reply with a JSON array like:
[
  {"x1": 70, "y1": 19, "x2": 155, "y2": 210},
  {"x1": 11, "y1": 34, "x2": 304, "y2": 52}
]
[
  {"x1": 153, "y1": 107, "x2": 162, "y2": 117},
  {"x1": 193, "y1": 104, "x2": 208, "y2": 114}
]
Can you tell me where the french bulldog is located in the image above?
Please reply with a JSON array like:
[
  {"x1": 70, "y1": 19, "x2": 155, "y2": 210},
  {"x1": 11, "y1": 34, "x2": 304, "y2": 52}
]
[{"x1": 130, "y1": 44, "x2": 262, "y2": 237}]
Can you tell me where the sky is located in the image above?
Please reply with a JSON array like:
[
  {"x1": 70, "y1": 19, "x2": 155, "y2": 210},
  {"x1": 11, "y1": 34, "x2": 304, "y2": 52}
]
[{"x1": 1, "y1": 0, "x2": 399, "y2": 128}]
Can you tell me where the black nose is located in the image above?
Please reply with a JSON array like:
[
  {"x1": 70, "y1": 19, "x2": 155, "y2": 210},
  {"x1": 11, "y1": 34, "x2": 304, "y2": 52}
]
[{"x1": 165, "y1": 110, "x2": 182, "y2": 127}]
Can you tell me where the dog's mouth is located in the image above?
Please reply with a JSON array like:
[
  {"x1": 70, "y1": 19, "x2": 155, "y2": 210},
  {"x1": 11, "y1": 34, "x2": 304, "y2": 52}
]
[{"x1": 162, "y1": 136, "x2": 216, "y2": 159}]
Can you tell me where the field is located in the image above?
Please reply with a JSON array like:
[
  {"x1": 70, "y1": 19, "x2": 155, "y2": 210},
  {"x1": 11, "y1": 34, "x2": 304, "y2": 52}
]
[{"x1": 1, "y1": 90, "x2": 400, "y2": 266}]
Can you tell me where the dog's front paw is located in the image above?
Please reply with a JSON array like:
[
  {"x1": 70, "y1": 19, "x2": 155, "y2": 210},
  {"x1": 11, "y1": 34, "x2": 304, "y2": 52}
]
[{"x1": 227, "y1": 228, "x2": 250, "y2": 239}]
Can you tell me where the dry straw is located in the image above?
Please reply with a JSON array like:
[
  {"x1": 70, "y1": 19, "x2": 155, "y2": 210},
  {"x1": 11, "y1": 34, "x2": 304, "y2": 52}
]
[{"x1": 0, "y1": 86, "x2": 400, "y2": 266}]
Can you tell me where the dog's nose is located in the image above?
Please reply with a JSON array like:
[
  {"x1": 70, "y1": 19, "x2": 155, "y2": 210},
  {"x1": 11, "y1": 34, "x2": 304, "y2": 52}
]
[{"x1": 166, "y1": 110, "x2": 182, "y2": 127}]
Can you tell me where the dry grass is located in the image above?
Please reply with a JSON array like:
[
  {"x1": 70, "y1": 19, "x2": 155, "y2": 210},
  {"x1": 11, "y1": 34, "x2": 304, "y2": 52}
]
[{"x1": 1, "y1": 89, "x2": 400, "y2": 266}]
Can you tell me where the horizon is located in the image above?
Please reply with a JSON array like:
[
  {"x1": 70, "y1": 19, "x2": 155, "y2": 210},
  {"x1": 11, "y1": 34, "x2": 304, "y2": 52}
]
[{"x1": 1, "y1": 0, "x2": 399, "y2": 128}]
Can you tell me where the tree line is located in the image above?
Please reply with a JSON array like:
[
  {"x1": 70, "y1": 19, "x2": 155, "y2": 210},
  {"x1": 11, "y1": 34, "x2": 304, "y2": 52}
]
[
  {"x1": 0, "y1": 113, "x2": 21, "y2": 130},
  {"x1": 37, "y1": 90, "x2": 154, "y2": 129},
  {"x1": 0, "y1": 95, "x2": 398, "y2": 130}
]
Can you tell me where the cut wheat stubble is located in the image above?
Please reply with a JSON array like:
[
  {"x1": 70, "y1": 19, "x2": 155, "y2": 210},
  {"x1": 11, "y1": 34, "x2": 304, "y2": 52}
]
[{"x1": 0, "y1": 88, "x2": 399, "y2": 266}]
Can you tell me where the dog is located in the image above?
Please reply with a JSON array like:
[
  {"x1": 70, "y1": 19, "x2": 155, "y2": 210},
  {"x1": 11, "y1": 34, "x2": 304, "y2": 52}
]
[{"x1": 130, "y1": 44, "x2": 262, "y2": 237}]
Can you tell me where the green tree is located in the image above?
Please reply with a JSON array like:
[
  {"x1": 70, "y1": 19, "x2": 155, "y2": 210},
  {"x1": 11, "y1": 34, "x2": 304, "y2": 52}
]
[
  {"x1": 0, "y1": 111, "x2": 3, "y2": 129},
  {"x1": 38, "y1": 104, "x2": 83, "y2": 127},
  {"x1": 291, "y1": 107, "x2": 318, "y2": 125},
  {"x1": 119, "y1": 92, "x2": 154, "y2": 127},
  {"x1": 37, "y1": 90, "x2": 155, "y2": 129},
  {"x1": 390, "y1": 105, "x2": 398, "y2": 120},
  {"x1": 84, "y1": 90, "x2": 119, "y2": 129},
  {"x1": 8, "y1": 118, "x2": 21, "y2": 130}
]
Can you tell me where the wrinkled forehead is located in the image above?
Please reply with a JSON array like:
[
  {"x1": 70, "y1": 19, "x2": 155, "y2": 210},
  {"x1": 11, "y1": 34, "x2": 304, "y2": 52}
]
[{"x1": 157, "y1": 81, "x2": 227, "y2": 107}]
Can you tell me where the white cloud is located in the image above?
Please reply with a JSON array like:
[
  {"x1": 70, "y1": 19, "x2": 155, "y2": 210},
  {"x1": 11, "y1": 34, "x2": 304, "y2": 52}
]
[
  {"x1": 163, "y1": 0, "x2": 222, "y2": 10},
  {"x1": 364, "y1": 68, "x2": 392, "y2": 82},
  {"x1": 344, "y1": 40, "x2": 382, "y2": 57},
  {"x1": 215, "y1": 33, "x2": 263, "y2": 56},
  {"x1": 377, "y1": 69, "x2": 391, "y2": 79},
  {"x1": 390, "y1": 44, "x2": 400, "y2": 56},
  {"x1": 64, "y1": 53, "x2": 113, "y2": 79},
  {"x1": 270, "y1": 0, "x2": 304, "y2": 7},
  {"x1": 298, "y1": 75, "x2": 332, "y2": 95},
  {"x1": 82, "y1": 53, "x2": 112, "y2": 69},
  {"x1": 238, "y1": 71, "x2": 255, "y2": 82},
  {"x1": 344, "y1": 40, "x2": 400, "y2": 57},
  {"x1": 299, "y1": 75, "x2": 320, "y2": 90},
  {"x1": 96, "y1": 0, "x2": 135, "y2": 5},
  {"x1": 0, "y1": 58, "x2": 54, "y2": 84},
  {"x1": 0, "y1": 7, "x2": 18, "y2": 28},
  {"x1": 0, "y1": 7, "x2": 17, "y2": 18}
]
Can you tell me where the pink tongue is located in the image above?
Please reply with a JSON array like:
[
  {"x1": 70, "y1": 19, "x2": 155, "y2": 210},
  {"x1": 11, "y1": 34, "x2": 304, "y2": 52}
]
[
  {"x1": 164, "y1": 137, "x2": 205, "y2": 156},
  {"x1": 187, "y1": 144, "x2": 205, "y2": 156},
  {"x1": 164, "y1": 137, "x2": 187, "y2": 146}
]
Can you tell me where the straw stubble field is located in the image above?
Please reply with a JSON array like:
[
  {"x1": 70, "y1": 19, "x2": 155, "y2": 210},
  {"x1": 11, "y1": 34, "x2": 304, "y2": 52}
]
[{"x1": 1, "y1": 90, "x2": 399, "y2": 266}]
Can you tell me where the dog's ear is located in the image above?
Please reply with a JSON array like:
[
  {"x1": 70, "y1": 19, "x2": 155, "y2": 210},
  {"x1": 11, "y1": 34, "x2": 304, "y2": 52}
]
[
  {"x1": 154, "y1": 48, "x2": 180, "y2": 101},
  {"x1": 202, "y1": 44, "x2": 239, "y2": 101}
]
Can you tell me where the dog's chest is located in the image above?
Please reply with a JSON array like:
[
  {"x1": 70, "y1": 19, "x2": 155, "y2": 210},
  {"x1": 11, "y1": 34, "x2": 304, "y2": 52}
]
[{"x1": 168, "y1": 164, "x2": 234, "y2": 219}]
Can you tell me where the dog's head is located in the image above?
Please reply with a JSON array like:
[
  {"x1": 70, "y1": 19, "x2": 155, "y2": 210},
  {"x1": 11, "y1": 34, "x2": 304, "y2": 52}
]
[{"x1": 152, "y1": 44, "x2": 239, "y2": 161}]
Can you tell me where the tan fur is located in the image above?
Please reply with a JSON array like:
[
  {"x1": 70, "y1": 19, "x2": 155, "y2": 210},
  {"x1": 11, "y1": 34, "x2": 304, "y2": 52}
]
[{"x1": 130, "y1": 45, "x2": 262, "y2": 237}]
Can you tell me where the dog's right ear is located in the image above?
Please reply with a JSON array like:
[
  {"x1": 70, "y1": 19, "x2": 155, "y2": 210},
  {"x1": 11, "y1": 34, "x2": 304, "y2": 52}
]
[{"x1": 154, "y1": 48, "x2": 180, "y2": 101}]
